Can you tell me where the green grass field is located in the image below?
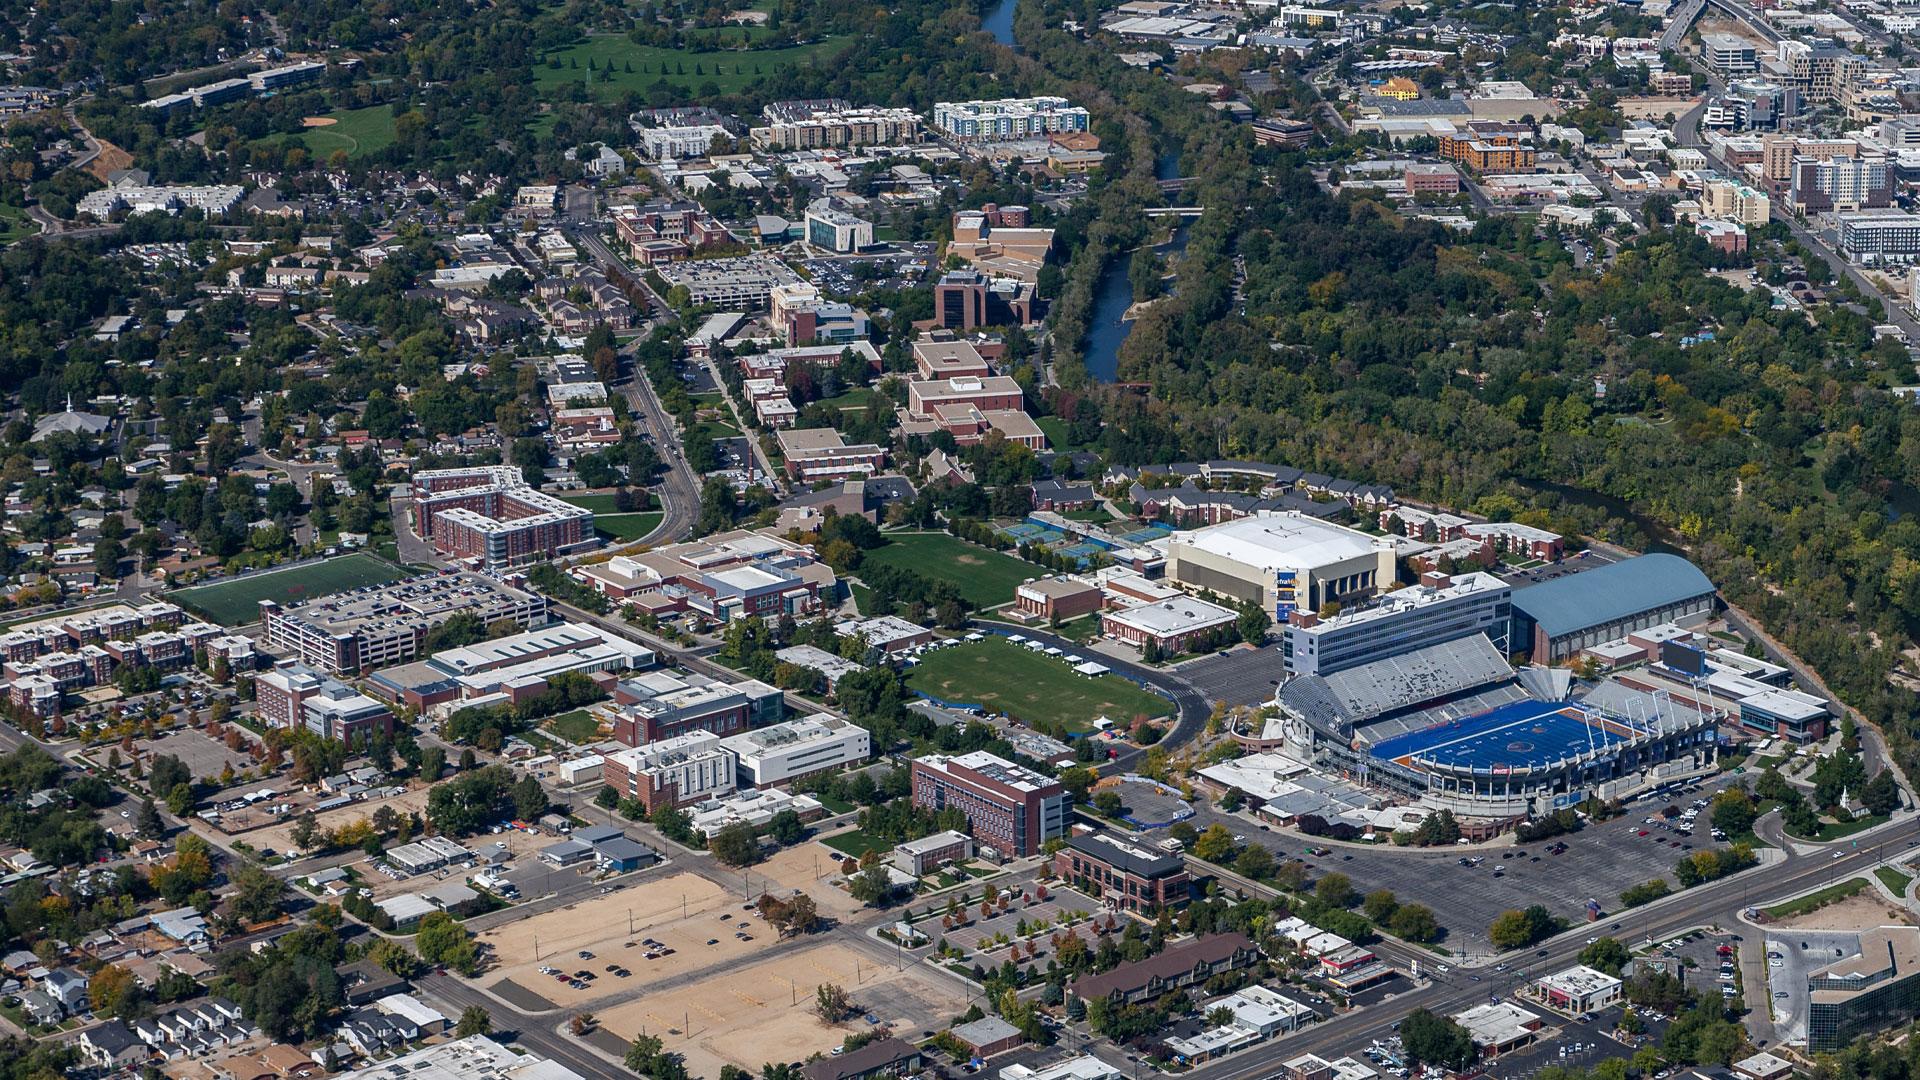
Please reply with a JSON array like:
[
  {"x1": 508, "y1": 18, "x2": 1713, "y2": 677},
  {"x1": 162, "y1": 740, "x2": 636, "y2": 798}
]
[
  {"x1": 860, "y1": 533, "x2": 1035, "y2": 608},
  {"x1": 905, "y1": 637, "x2": 1171, "y2": 732},
  {"x1": 535, "y1": 34, "x2": 849, "y2": 100},
  {"x1": 171, "y1": 553, "x2": 416, "y2": 625},
  {"x1": 291, "y1": 105, "x2": 398, "y2": 160},
  {"x1": 560, "y1": 493, "x2": 622, "y2": 513},
  {"x1": 1877, "y1": 865, "x2": 1913, "y2": 896},
  {"x1": 820, "y1": 829, "x2": 889, "y2": 858},
  {"x1": 546, "y1": 709, "x2": 602, "y2": 744},
  {"x1": 813, "y1": 388, "x2": 879, "y2": 412},
  {"x1": 595, "y1": 513, "x2": 664, "y2": 541},
  {"x1": 0, "y1": 204, "x2": 36, "y2": 246}
]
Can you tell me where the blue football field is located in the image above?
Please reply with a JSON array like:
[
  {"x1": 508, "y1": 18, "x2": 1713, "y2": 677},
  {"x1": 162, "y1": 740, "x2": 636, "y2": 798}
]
[{"x1": 1369, "y1": 699, "x2": 1635, "y2": 771}]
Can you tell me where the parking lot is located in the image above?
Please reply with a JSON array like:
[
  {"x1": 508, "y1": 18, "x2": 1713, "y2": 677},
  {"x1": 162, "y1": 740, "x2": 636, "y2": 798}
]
[
  {"x1": 1177, "y1": 646, "x2": 1289, "y2": 708},
  {"x1": 139, "y1": 726, "x2": 260, "y2": 784},
  {"x1": 795, "y1": 247, "x2": 934, "y2": 295},
  {"x1": 914, "y1": 883, "x2": 1105, "y2": 954},
  {"x1": 1204, "y1": 778, "x2": 1741, "y2": 958}
]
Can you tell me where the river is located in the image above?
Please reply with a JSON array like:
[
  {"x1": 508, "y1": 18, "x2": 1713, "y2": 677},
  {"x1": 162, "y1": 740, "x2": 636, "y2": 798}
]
[
  {"x1": 1079, "y1": 150, "x2": 1187, "y2": 384},
  {"x1": 985, "y1": 0, "x2": 1017, "y2": 45}
]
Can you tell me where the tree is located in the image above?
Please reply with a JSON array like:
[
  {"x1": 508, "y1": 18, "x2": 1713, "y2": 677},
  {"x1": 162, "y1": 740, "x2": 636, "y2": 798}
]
[
  {"x1": 815, "y1": 983, "x2": 851, "y2": 1024},
  {"x1": 1399, "y1": 1008, "x2": 1474, "y2": 1070},
  {"x1": 767, "y1": 809, "x2": 805, "y2": 845},
  {"x1": 228, "y1": 863, "x2": 287, "y2": 924},
  {"x1": 1362, "y1": 889, "x2": 1400, "y2": 924},
  {"x1": 1489, "y1": 904, "x2": 1558, "y2": 950},
  {"x1": 1092, "y1": 790, "x2": 1123, "y2": 817},
  {"x1": 1235, "y1": 600, "x2": 1270, "y2": 644},
  {"x1": 149, "y1": 753, "x2": 190, "y2": 798},
  {"x1": 1388, "y1": 904, "x2": 1438, "y2": 943},
  {"x1": 626, "y1": 1035, "x2": 664, "y2": 1074},
  {"x1": 457, "y1": 1006, "x2": 492, "y2": 1037},
  {"x1": 1861, "y1": 768, "x2": 1901, "y2": 816},
  {"x1": 848, "y1": 866, "x2": 895, "y2": 906},
  {"x1": 1315, "y1": 872, "x2": 1356, "y2": 909},
  {"x1": 1192, "y1": 824, "x2": 1236, "y2": 862},
  {"x1": 1235, "y1": 843, "x2": 1275, "y2": 879},
  {"x1": 1579, "y1": 936, "x2": 1632, "y2": 976},
  {"x1": 135, "y1": 797, "x2": 164, "y2": 839},
  {"x1": 710, "y1": 823, "x2": 760, "y2": 866},
  {"x1": 89, "y1": 964, "x2": 137, "y2": 1016}
]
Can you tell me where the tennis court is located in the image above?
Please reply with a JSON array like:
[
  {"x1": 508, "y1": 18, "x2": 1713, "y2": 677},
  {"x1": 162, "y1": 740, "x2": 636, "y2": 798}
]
[
  {"x1": 170, "y1": 554, "x2": 417, "y2": 624},
  {"x1": 1369, "y1": 699, "x2": 1634, "y2": 771}
]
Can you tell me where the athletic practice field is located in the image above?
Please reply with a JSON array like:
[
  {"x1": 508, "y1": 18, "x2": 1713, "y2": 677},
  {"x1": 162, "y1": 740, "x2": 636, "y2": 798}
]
[
  {"x1": 905, "y1": 637, "x2": 1171, "y2": 732},
  {"x1": 170, "y1": 554, "x2": 416, "y2": 624}
]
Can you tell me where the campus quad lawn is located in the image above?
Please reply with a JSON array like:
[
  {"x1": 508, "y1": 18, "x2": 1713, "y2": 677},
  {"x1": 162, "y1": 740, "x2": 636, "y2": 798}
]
[
  {"x1": 859, "y1": 533, "x2": 1034, "y2": 608},
  {"x1": 905, "y1": 638, "x2": 1171, "y2": 733},
  {"x1": 172, "y1": 553, "x2": 416, "y2": 625},
  {"x1": 821, "y1": 829, "x2": 889, "y2": 858},
  {"x1": 546, "y1": 709, "x2": 602, "y2": 744},
  {"x1": 595, "y1": 512, "x2": 664, "y2": 541},
  {"x1": 534, "y1": 35, "x2": 849, "y2": 100}
]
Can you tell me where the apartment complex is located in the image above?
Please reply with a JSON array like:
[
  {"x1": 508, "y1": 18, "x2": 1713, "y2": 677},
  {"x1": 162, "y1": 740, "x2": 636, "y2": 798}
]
[
  {"x1": 409, "y1": 466, "x2": 596, "y2": 569},
  {"x1": 260, "y1": 573, "x2": 549, "y2": 675},
  {"x1": 1702, "y1": 179, "x2": 1771, "y2": 226},
  {"x1": 1789, "y1": 153, "x2": 1891, "y2": 212},
  {"x1": 910, "y1": 751, "x2": 1068, "y2": 857},
  {"x1": 256, "y1": 663, "x2": 395, "y2": 744},
  {"x1": 751, "y1": 99, "x2": 920, "y2": 149},
  {"x1": 1437, "y1": 130, "x2": 1535, "y2": 173},
  {"x1": 931, "y1": 97, "x2": 1091, "y2": 142},
  {"x1": 1838, "y1": 209, "x2": 1920, "y2": 261}
]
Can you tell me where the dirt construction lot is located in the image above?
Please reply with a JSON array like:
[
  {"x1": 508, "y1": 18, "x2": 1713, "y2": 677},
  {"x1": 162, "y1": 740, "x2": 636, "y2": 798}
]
[
  {"x1": 479, "y1": 873, "x2": 774, "y2": 1004},
  {"x1": 752, "y1": 841, "x2": 864, "y2": 919},
  {"x1": 597, "y1": 942, "x2": 973, "y2": 1078}
]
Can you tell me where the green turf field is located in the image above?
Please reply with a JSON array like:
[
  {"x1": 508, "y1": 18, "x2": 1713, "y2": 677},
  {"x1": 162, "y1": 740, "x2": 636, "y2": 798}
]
[
  {"x1": 171, "y1": 553, "x2": 416, "y2": 624},
  {"x1": 560, "y1": 493, "x2": 621, "y2": 513},
  {"x1": 595, "y1": 513, "x2": 665, "y2": 541},
  {"x1": 905, "y1": 637, "x2": 1171, "y2": 732},
  {"x1": 534, "y1": 34, "x2": 850, "y2": 100},
  {"x1": 293, "y1": 105, "x2": 398, "y2": 160},
  {"x1": 860, "y1": 532, "x2": 1034, "y2": 608}
]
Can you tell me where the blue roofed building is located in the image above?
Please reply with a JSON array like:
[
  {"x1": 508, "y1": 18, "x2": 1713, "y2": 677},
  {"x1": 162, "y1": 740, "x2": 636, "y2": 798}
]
[{"x1": 1508, "y1": 554, "x2": 1716, "y2": 662}]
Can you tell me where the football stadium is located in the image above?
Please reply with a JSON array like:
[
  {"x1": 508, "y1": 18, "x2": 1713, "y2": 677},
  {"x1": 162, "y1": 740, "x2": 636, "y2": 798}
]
[{"x1": 1270, "y1": 635, "x2": 1720, "y2": 820}]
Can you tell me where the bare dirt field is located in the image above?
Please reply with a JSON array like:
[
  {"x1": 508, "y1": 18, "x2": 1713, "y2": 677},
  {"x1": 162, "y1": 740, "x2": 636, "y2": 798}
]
[
  {"x1": 597, "y1": 941, "x2": 974, "y2": 1077},
  {"x1": 302, "y1": 116, "x2": 339, "y2": 127},
  {"x1": 1776, "y1": 891, "x2": 1917, "y2": 931},
  {"x1": 479, "y1": 873, "x2": 777, "y2": 1004},
  {"x1": 753, "y1": 841, "x2": 862, "y2": 918}
]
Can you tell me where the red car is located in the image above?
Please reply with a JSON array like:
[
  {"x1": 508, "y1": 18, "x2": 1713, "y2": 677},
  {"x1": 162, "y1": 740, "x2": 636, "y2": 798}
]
[{"x1": 1637, "y1": 830, "x2": 1650, "y2": 837}]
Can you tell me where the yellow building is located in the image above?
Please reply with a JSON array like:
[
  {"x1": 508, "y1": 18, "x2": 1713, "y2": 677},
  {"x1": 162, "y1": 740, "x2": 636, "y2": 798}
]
[{"x1": 1379, "y1": 77, "x2": 1422, "y2": 100}]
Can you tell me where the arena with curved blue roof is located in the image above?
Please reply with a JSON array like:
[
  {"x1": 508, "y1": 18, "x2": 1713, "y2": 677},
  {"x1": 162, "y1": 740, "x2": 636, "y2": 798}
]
[{"x1": 1509, "y1": 554, "x2": 1716, "y2": 662}]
